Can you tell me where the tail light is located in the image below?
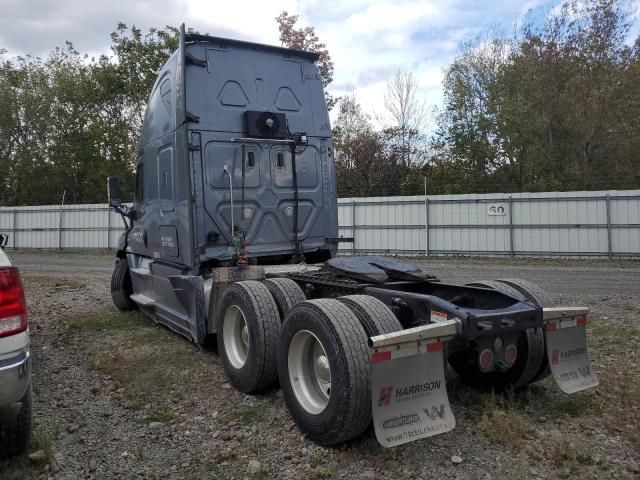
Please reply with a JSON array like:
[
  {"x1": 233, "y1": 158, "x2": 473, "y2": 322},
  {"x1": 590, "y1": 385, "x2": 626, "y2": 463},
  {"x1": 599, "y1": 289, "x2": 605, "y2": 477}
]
[
  {"x1": 0, "y1": 267, "x2": 28, "y2": 337},
  {"x1": 504, "y1": 344, "x2": 518, "y2": 366},
  {"x1": 479, "y1": 348, "x2": 494, "y2": 371}
]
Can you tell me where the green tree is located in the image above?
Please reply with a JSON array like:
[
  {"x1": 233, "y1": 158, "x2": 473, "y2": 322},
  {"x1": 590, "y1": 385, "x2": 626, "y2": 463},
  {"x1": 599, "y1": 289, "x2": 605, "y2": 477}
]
[
  {"x1": 276, "y1": 12, "x2": 338, "y2": 110},
  {"x1": 0, "y1": 24, "x2": 180, "y2": 205},
  {"x1": 436, "y1": 0, "x2": 640, "y2": 193}
]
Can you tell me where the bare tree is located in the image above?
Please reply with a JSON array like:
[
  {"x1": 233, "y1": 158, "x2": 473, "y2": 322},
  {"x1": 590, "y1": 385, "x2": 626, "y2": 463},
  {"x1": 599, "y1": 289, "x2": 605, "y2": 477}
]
[{"x1": 383, "y1": 69, "x2": 426, "y2": 168}]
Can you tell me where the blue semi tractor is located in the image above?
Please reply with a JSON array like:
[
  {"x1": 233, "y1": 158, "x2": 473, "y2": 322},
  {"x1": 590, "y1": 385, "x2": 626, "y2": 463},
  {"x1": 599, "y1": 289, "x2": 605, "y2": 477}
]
[{"x1": 107, "y1": 25, "x2": 598, "y2": 447}]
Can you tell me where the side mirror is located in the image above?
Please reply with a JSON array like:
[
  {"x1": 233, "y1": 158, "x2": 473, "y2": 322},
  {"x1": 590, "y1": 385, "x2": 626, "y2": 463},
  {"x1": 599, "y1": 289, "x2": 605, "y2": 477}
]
[
  {"x1": 107, "y1": 177, "x2": 122, "y2": 207},
  {"x1": 0, "y1": 234, "x2": 7, "y2": 249}
]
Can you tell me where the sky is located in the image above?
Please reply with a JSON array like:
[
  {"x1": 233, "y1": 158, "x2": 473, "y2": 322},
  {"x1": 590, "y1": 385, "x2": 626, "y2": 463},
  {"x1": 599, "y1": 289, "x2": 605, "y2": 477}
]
[{"x1": 1, "y1": 0, "x2": 636, "y2": 128}]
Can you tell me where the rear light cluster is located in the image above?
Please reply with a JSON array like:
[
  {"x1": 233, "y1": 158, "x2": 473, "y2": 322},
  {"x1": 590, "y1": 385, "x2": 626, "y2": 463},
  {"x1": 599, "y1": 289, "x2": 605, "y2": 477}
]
[{"x1": 0, "y1": 267, "x2": 28, "y2": 337}]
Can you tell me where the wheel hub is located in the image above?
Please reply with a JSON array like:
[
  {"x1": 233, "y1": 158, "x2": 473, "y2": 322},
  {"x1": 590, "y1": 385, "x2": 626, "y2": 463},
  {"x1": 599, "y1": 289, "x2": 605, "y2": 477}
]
[
  {"x1": 223, "y1": 305, "x2": 250, "y2": 369},
  {"x1": 288, "y1": 330, "x2": 332, "y2": 415}
]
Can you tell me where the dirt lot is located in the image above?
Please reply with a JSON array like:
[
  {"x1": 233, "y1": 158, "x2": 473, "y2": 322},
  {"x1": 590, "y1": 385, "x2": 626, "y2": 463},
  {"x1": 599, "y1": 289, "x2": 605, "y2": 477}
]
[{"x1": 1, "y1": 252, "x2": 639, "y2": 480}]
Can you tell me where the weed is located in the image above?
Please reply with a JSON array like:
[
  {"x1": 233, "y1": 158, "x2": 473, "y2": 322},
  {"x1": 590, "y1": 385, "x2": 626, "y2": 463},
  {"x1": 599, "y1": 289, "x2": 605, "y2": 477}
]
[
  {"x1": 476, "y1": 391, "x2": 530, "y2": 449},
  {"x1": 135, "y1": 443, "x2": 144, "y2": 461},
  {"x1": 233, "y1": 406, "x2": 267, "y2": 425},
  {"x1": 136, "y1": 410, "x2": 175, "y2": 424},
  {"x1": 548, "y1": 395, "x2": 593, "y2": 418},
  {"x1": 309, "y1": 466, "x2": 333, "y2": 479},
  {"x1": 29, "y1": 427, "x2": 55, "y2": 464}
]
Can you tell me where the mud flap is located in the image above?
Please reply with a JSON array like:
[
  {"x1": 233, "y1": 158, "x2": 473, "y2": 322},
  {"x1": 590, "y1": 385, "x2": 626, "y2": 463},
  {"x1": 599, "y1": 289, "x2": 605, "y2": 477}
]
[
  {"x1": 544, "y1": 307, "x2": 599, "y2": 394},
  {"x1": 369, "y1": 320, "x2": 460, "y2": 447}
]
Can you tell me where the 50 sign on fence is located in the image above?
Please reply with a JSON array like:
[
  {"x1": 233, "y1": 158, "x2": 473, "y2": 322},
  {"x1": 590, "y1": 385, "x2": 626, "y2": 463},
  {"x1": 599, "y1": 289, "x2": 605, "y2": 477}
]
[{"x1": 487, "y1": 204, "x2": 507, "y2": 216}]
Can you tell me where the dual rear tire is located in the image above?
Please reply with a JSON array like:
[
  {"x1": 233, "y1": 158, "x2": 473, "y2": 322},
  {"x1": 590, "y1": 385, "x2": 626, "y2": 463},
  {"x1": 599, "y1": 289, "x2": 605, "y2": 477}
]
[
  {"x1": 216, "y1": 281, "x2": 401, "y2": 445},
  {"x1": 278, "y1": 295, "x2": 401, "y2": 446},
  {"x1": 216, "y1": 281, "x2": 281, "y2": 393}
]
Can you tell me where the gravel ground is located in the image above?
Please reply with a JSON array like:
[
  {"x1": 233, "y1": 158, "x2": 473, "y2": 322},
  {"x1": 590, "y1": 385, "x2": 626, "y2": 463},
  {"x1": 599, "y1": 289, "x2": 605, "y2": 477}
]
[{"x1": 1, "y1": 252, "x2": 639, "y2": 480}]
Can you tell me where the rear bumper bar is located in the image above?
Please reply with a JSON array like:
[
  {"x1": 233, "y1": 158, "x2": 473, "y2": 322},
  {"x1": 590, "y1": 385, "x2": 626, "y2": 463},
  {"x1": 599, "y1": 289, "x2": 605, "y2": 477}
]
[
  {"x1": 369, "y1": 319, "x2": 461, "y2": 349},
  {"x1": 0, "y1": 349, "x2": 31, "y2": 405}
]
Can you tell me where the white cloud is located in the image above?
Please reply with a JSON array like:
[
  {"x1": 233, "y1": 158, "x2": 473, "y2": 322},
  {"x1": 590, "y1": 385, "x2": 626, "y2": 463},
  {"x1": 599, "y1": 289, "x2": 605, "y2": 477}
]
[{"x1": 0, "y1": 0, "x2": 559, "y2": 129}]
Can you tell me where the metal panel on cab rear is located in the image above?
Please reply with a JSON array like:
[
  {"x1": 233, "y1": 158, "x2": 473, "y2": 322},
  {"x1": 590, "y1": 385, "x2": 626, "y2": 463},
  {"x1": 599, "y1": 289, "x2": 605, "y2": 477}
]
[{"x1": 183, "y1": 39, "x2": 337, "y2": 263}]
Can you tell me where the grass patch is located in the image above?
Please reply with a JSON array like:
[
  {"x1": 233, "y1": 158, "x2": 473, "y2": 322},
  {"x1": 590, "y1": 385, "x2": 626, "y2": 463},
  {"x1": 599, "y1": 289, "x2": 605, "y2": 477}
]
[
  {"x1": 21, "y1": 275, "x2": 87, "y2": 292},
  {"x1": 136, "y1": 410, "x2": 176, "y2": 425},
  {"x1": 29, "y1": 427, "x2": 55, "y2": 464},
  {"x1": 68, "y1": 310, "x2": 151, "y2": 332},
  {"x1": 232, "y1": 406, "x2": 268, "y2": 425},
  {"x1": 476, "y1": 391, "x2": 530, "y2": 449},
  {"x1": 309, "y1": 466, "x2": 333, "y2": 479},
  {"x1": 92, "y1": 340, "x2": 203, "y2": 409},
  {"x1": 548, "y1": 395, "x2": 593, "y2": 418},
  {"x1": 585, "y1": 315, "x2": 640, "y2": 448},
  {"x1": 66, "y1": 309, "x2": 212, "y2": 410},
  {"x1": 545, "y1": 431, "x2": 595, "y2": 475}
]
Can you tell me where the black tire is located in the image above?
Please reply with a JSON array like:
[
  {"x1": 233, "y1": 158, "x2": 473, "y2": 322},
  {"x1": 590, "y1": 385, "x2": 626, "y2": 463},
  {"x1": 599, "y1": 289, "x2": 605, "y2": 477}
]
[
  {"x1": 0, "y1": 386, "x2": 32, "y2": 458},
  {"x1": 496, "y1": 278, "x2": 554, "y2": 382},
  {"x1": 264, "y1": 278, "x2": 306, "y2": 320},
  {"x1": 278, "y1": 299, "x2": 371, "y2": 446},
  {"x1": 337, "y1": 295, "x2": 402, "y2": 336},
  {"x1": 496, "y1": 278, "x2": 554, "y2": 307},
  {"x1": 217, "y1": 281, "x2": 280, "y2": 393},
  {"x1": 448, "y1": 279, "x2": 546, "y2": 390},
  {"x1": 466, "y1": 280, "x2": 526, "y2": 301},
  {"x1": 111, "y1": 258, "x2": 137, "y2": 311}
]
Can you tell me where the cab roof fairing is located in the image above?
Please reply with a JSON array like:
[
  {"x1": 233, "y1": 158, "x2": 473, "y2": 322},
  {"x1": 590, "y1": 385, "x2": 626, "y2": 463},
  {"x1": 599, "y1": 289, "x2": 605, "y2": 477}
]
[{"x1": 184, "y1": 31, "x2": 321, "y2": 63}]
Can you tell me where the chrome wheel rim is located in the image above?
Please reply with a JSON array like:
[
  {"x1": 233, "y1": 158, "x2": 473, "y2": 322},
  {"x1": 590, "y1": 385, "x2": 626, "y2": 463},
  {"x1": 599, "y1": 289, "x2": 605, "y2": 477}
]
[
  {"x1": 223, "y1": 305, "x2": 249, "y2": 369},
  {"x1": 288, "y1": 330, "x2": 331, "y2": 414}
]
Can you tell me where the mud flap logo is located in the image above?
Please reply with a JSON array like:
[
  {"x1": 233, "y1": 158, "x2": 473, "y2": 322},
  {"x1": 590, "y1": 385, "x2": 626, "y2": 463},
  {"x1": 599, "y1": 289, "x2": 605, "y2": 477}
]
[
  {"x1": 382, "y1": 414, "x2": 420, "y2": 430},
  {"x1": 545, "y1": 321, "x2": 598, "y2": 394},
  {"x1": 371, "y1": 346, "x2": 455, "y2": 447},
  {"x1": 424, "y1": 404, "x2": 446, "y2": 421},
  {"x1": 378, "y1": 386, "x2": 393, "y2": 407}
]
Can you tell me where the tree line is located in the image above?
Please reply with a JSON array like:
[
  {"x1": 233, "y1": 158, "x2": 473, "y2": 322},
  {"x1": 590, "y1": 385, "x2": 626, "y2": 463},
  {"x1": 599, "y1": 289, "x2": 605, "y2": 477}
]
[
  {"x1": 0, "y1": 0, "x2": 638, "y2": 205},
  {"x1": 336, "y1": 0, "x2": 640, "y2": 196}
]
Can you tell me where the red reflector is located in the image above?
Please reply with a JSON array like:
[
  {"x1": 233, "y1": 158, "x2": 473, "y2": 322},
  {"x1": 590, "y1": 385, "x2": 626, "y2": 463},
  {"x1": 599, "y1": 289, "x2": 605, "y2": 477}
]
[
  {"x1": 479, "y1": 349, "x2": 493, "y2": 369},
  {"x1": 504, "y1": 344, "x2": 518, "y2": 365},
  {"x1": 546, "y1": 322, "x2": 558, "y2": 331},
  {"x1": 576, "y1": 316, "x2": 587, "y2": 327},
  {"x1": 371, "y1": 351, "x2": 391, "y2": 363},
  {"x1": 426, "y1": 341, "x2": 444, "y2": 353},
  {"x1": 0, "y1": 267, "x2": 28, "y2": 337}
]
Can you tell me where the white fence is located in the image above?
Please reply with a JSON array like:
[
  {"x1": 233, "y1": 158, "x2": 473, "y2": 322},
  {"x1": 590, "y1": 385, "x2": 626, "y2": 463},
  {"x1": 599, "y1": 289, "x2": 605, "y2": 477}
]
[
  {"x1": 337, "y1": 190, "x2": 640, "y2": 257},
  {"x1": 1, "y1": 190, "x2": 639, "y2": 257}
]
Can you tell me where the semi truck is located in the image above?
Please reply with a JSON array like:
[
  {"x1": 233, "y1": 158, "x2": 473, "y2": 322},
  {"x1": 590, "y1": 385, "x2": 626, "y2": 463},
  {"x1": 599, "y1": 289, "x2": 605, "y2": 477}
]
[{"x1": 107, "y1": 25, "x2": 598, "y2": 447}]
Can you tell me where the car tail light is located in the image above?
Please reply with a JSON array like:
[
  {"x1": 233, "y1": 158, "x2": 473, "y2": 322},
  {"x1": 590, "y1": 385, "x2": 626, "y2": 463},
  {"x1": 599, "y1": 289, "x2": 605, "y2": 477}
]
[{"x1": 0, "y1": 267, "x2": 28, "y2": 337}]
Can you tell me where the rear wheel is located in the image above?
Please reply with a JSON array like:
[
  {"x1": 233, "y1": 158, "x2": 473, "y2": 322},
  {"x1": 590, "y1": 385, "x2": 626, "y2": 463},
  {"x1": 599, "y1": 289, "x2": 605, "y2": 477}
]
[
  {"x1": 337, "y1": 295, "x2": 402, "y2": 336},
  {"x1": 111, "y1": 258, "x2": 136, "y2": 311},
  {"x1": 278, "y1": 299, "x2": 371, "y2": 446},
  {"x1": 217, "y1": 281, "x2": 280, "y2": 393},
  {"x1": 0, "y1": 386, "x2": 32, "y2": 458},
  {"x1": 448, "y1": 279, "x2": 548, "y2": 390},
  {"x1": 264, "y1": 278, "x2": 306, "y2": 320},
  {"x1": 496, "y1": 278, "x2": 554, "y2": 382}
]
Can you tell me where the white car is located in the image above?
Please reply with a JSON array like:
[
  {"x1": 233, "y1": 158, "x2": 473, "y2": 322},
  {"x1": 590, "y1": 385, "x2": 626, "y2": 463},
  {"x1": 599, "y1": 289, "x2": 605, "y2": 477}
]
[{"x1": 0, "y1": 234, "x2": 31, "y2": 458}]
